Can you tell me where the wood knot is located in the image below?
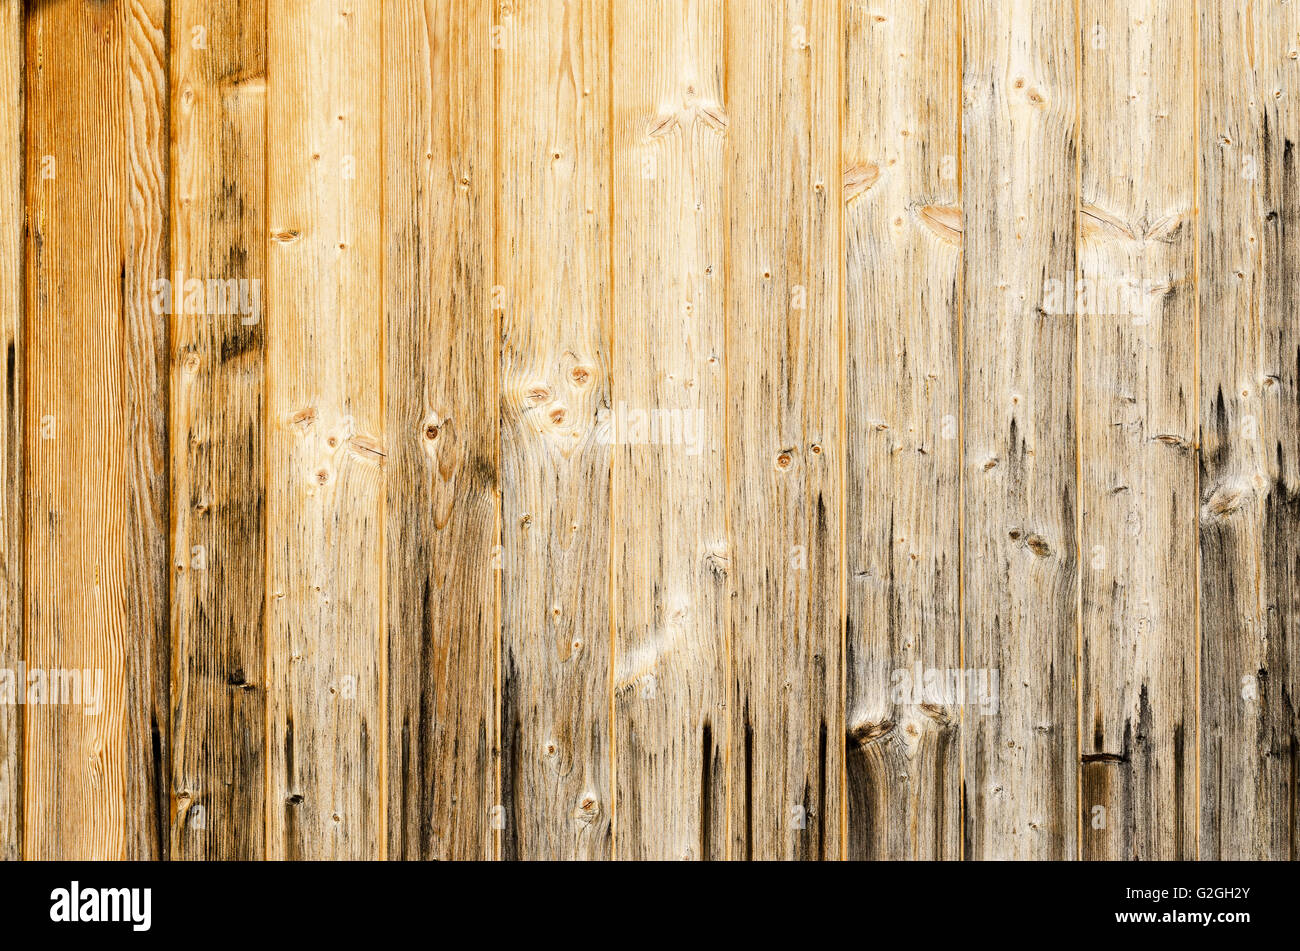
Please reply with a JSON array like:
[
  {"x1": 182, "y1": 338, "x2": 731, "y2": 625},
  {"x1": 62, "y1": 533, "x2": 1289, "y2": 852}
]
[
  {"x1": 574, "y1": 795, "x2": 601, "y2": 824},
  {"x1": 849, "y1": 719, "x2": 896, "y2": 747},
  {"x1": 918, "y1": 204, "x2": 963, "y2": 245},
  {"x1": 1025, "y1": 534, "x2": 1051, "y2": 557},
  {"x1": 843, "y1": 162, "x2": 880, "y2": 204}
]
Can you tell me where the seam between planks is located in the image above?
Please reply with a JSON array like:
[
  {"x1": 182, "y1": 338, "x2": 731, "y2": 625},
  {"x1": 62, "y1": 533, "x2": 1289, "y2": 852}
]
[
  {"x1": 260, "y1": 0, "x2": 272, "y2": 861},
  {"x1": 1072, "y1": 0, "x2": 1084, "y2": 862},
  {"x1": 721, "y1": 7, "x2": 733, "y2": 862},
  {"x1": 378, "y1": 0, "x2": 388, "y2": 862},
  {"x1": 956, "y1": 0, "x2": 966, "y2": 863},
  {"x1": 14, "y1": 0, "x2": 25, "y2": 863},
  {"x1": 491, "y1": 0, "x2": 502, "y2": 864},
  {"x1": 1191, "y1": 0, "x2": 1202, "y2": 862},
  {"x1": 606, "y1": 0, "x2": 617, "y2": 858},
  {"x1": 836, "y1": 0, "x2": 847, "y2": 861}
]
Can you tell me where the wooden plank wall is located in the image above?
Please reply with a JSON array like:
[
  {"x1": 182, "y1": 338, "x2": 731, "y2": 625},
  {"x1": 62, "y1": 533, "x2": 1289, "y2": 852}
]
[{"x1": 0, "y1": 0, "x2": 1295, "y2": 861}]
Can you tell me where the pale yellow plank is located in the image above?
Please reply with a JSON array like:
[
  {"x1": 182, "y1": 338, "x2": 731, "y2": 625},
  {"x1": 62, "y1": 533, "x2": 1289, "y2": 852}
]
[
  {"x1": 725, "y1": 0, "x2": 843, "y2": 860},
  {"x1": 1077, "y1": 0, "x2": 1197, "y2": 860},
  {"x1": 264, "y1": 0, "x2": 385, "y2": 860},
  {"x1": 0, "y1": 0, "x2": 20, "y2": 862},
  {"x1": 610, "y1": 0, "x2": 728, "y2": 860},
  {"x1": 496, "y1": 0, "x2": 613, "y2": 859},
  {"x1": 961, "y1": 0, "x2": 1079, "y2": 859},
  {"x1": 843, "y1": 0, "x2": 963, "y2": 860}
]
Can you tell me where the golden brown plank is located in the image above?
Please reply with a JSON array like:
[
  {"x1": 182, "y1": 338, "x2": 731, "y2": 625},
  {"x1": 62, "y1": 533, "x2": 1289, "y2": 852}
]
[
  {"x1": 24, "y1": 0, "x2": 170, "y2": 859},
  {"x1": 0, "y1": 0, "x2": 19, "y2": 862}
]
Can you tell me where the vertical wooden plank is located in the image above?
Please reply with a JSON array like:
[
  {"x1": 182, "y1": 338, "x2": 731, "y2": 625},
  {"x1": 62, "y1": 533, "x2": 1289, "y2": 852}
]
[
  {"x1": 726, "y1": 0, "x2": 843, "y2": 861},
  {"x1": 169, "y1": 0, "x2": 268, "y2": 861},
  {"x1": 265, "y1": 0, "x2": 385, "y2": 860},
  {"x1": 961, "y1": 0, "x2": 1078, "y2": 859},
  {"x1": 1199, "y1": 0, "x2": 1300, "y2": 860},
  {"x1": 384, "y1": 0, "x2": 497, "y2": 861},
  {"x1": 1077, "y1": 0, "x2": 1196, "y2": 860},
  {"x1": 496, "y1": 0, "x2": 612, "y2": 860},
  {"x1": 843, "y1": 0, "x2": 962, "y2": 860},
  {"x1": 610, "y1": 0, "x2": 728, "y2": 861},
  {"x1": 24, "y1": 0, "x2": 170, "y2": 859},
  {"x1": 0, "y1": 0, "x2": 19, "y2": 862}
]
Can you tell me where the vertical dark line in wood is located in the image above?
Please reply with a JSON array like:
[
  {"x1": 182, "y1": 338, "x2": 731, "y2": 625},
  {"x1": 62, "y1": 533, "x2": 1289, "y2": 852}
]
[
  {"x1": 491, "y1": 0, "x2": 503, "y2": 865},
  {"x1": 261, "y1": 0, "x2": 273, "y2": 862},
  {"x1": 1072, "y1": 0, "x2": 1084, "y2": 862},
  {"x1": 605, "y1": 0, "x2": 617, "y2": 858},
  {"x1": 955, "y1": 0, "x2": 966, "y2": 863},
  {"x1": 6, "y1": 0, "x2": 24, "y2": 863},
  {"x1": 700, "y1": 719, "x2": 713, "y2": 859}
]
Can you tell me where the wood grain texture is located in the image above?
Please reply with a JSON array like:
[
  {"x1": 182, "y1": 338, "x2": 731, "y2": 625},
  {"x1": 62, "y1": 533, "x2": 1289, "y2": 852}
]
[
  {"x1": 169, "y1": 0, "x2": 268, "y2": 861},
  {"x1": 610, "y1": 0, "x2": 729, "y2": 862},
  {"x1": 496, "y1": 0, "x2": 613, "y2": 860},
  {"x1": 608, "y1": 0, "x2": 728, "y2": 861},
  {"x1": 4, "y1": 0, "x2": 1298, "y2": 863},
  {"x1": 1198, "y1": 0, "x2": 1300, "y2": 860},
  {"x1": 24, "y1": 0, "x2": 170, "y2": 860},
  {"x1": 843, "y1": 0, "x2": 962, "y2": 861},
  {"x1": 264, "y1": 0, "x2": 385, "y2": 860},
  {"x1": 961, "y1": 0, "x2": 1079, "y2": 860},
  {"x1": 384, "y1": 0, "x2": 497, "y2": 862},
  {"x1": 1077, "y1": 0, "x2": 1196, "y2": 861},
  {"x1": 0, "y1": 0, "x2": 19, "y2": 863},
  {"x1": 725, "y1": 0, "x2": 843, "y2": 861}
]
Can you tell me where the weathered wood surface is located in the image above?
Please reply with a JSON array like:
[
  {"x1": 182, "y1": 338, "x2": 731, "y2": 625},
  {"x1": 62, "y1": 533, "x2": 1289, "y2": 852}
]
[
  {"x1": 496, "y1": 0, "x2": 613, "y2": 860},
  {"x1": 843, "y1": 0, "x2": 962, "y2": 861},
  {"x1": 1077, "y1": 0, "x2": 1197, "y2": 861},
  {"x1": 0, "y1": 0, "x2": 20, "y2": 863},
  {"x1": 169, "y1": 0, "x2": 268, "y2": 862},
  {"x1": 0, "y1": 0, "x2": 1291, "y2": 861},
  {"x1": 611, "y1": 0, "x2": 728, "y2": 860},
  {"x1": 961, "y1": 0, "x2": 1079, "y2": 860},
  {"x1": 1198, "y1": 0, "x2": 1300, "y2": 861},
  {"x1": 263, "y1": 0, "x2": 385, "y2": 860},
  {"x1": 384, "y1": 0, "x2": 497, "y2": 862},
  {"x1": 24, "y1": 0, "x2": 169, "y2": 861}
]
